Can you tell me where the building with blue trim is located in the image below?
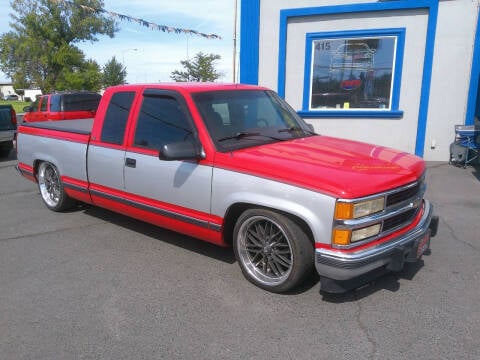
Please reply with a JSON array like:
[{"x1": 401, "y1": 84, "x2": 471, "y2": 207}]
[{"x1": 240, "y1": 0, "x2": 480, "y2": 161}]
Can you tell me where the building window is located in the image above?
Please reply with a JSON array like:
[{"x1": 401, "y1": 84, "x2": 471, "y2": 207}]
[{"x1": 301, "y1": 28, "x2": 405, "y2": 118}]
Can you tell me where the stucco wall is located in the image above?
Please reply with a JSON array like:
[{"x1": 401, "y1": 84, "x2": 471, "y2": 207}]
[
  {"x1": 250, "y1": 0, "x2": 479, "y2": 161},
  {"x1": 258, "y1": 0, "x2": 368, "y2": 90},
  {"x1": 424, "y1": 0, "x2": 478, "y2": 160}
]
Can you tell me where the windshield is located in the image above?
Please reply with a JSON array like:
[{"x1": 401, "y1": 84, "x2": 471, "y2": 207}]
[{"x1": 192, "y1": 90, "x2": 315, "y2": 151}]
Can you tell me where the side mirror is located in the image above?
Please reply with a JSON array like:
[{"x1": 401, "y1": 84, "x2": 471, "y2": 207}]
[
  {"x1": 307, "y1": 123, "x2": 315, "y2": 132},
  {"x1": 159, "y1": 140, "x2": 204, "y2": 161},
  {"x1": 23, "y1": 106, "x2": 32, "y2": 112}
]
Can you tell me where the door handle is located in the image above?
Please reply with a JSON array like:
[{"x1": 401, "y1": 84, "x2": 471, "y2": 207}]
[{"x1": 125, "y1": 157, "x2": 136, "y2": 168}]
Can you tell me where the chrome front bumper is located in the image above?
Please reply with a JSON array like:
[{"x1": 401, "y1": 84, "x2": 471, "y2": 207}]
[{"x1": 315, "y1": 200, "x2": 437, "y2": 281}]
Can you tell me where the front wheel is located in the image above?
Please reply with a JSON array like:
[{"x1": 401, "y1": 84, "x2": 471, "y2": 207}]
[
  {"x1": 233, "y1": 208, "x2": 314, "y2": 293},
  {"x1": 37, "y1": 162, "x2": 75, "y2": 211}
]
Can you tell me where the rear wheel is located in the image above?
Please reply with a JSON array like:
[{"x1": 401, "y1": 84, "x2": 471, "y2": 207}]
[
  {"x1": 233, "y1": 208, "x2": 313, "y2": 293},
  {"x1": 37, "y1": 162, "x2": 75, "y2": 211}
]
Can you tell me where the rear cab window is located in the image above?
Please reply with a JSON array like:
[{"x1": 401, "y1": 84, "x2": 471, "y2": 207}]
[
  {"x1": 62, "y1": 93, "x2": 101, "y2": 112},
  {"x1": 100, "y1": 91, "x2": 136, "y2": 145}
]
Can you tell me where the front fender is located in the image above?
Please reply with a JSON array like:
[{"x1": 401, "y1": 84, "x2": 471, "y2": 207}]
[{"x1": 211, "y1": 168, "x2": 336, "y2": 245}]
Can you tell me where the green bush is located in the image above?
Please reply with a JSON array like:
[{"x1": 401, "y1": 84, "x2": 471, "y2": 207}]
[{"x1": 0, "y1": 100, "x2": 30, "y2": 113}]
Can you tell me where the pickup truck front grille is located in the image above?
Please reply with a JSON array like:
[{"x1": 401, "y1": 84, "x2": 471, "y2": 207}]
[
  {"x1": 382, "y1": 208, "x2": 417, "y2": 233},
  {"x1": 386, "y1": 183, "x2": 420, "y2": 207}
]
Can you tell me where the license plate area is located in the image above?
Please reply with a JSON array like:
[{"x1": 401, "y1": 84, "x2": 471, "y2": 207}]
[
  {"x1": 415, "y1": 231, "x2": 431, "y2": 259},
  {"x1": 405, "y1": 230, "x2": 431, "y2": 262}
]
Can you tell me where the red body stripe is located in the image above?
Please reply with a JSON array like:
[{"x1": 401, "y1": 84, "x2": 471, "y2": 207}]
[
  {"x1": 17, "y1": 162, "x2": 36, "y2": 182},
  {"x1": 18, "y1": 162, "x2": 34, "y2": 174},
  {"x1": 62, "y1": 176, "x2": 93, "y2": 204},
  {"x1": 88, "y1": 183, "x2": 225, "y2": 246}
]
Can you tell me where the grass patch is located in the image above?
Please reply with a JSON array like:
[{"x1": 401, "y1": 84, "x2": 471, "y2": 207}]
[{"x1": 0, "y1": 100, "x2": 30, "y2": 113}]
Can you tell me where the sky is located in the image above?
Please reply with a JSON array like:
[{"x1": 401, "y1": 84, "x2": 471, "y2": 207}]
[{"x1": 0, "y1": 0, "x2": 238, "y2": 84}]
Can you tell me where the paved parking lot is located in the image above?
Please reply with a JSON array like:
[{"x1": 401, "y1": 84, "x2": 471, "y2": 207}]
[{"x1": 1, "y1": 152, "x2": 479, "y2": 360}]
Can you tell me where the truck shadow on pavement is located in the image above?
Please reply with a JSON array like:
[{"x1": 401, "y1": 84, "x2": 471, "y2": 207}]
[
  {"x1": 78, "y1": 203, "x2": 322, "y2": 294},
  {"x1": 74, "y1": 203, "x2": 423, "y2": 298},
  {"x1": 81, "y1": 204, "x2": 237, "y2": 264},
  {"x1": 471, "y1": 164, "x2": 480, "y2": 182},
  {"x1": 321, "y1": 259, "x2": 426, "y2": 302}
]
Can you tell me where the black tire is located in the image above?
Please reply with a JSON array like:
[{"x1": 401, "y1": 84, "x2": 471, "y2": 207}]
[
  {"x1": 37, "y1": 161, "x2": 75, "y2": 211},
  {"x1": 0, "y1": 141, "x2": 13, "y2": 157},
  {"x1": 233, "y1": 208, "x2": 314, "y2": 293},
  {"x1": 0, "y1": 147, "x2": 10, "y2": 157}
]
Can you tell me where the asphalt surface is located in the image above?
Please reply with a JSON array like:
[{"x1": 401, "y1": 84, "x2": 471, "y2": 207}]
[{"x1": 0, "y1": 150, "x2": 479, "y2": 360}]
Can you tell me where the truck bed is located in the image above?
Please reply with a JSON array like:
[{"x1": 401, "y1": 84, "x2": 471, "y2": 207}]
[
  {"x1": 20, "y1": 118, "x2": 94, "y2": 134},
  {"x1": 17, "y1": 118, "x2": 92, "y2": 190}
]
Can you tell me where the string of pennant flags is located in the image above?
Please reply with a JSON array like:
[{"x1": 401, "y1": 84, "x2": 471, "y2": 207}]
[{"x1": 51, "y1": 0, "x2": 222, "y2": 40}]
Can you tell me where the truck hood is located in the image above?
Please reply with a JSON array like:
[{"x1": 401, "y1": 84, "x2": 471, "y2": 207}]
[{"x1": 220, "y1": 135, "x2": 425, "y2": 199}]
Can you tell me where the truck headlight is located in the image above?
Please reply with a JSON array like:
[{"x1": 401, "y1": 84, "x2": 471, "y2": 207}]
[{"x1": 335, "y1": 197, "x2": 385, "y2": 220}]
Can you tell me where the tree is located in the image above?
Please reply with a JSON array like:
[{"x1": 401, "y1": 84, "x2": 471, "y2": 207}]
[
  {"x1": 0, "y1": 0, "x2": 117, "y2": 92},
  {"x1": 170, "y1": 52, "x2": 223, "y2": 82},
  {"x1": 102, "y1": 56, "x2": 127, "y2": 87},
  {"x1": 56, "y1": 59, "x2": 103, "y2": 92}
]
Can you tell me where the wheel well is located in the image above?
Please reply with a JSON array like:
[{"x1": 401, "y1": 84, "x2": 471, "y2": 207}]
[
  {"x1": 223, "y1": 203, "x2": 315, "y2": 247},
  {"x1": 32, "y1": 159, "x2": 43, "y2": 180}
]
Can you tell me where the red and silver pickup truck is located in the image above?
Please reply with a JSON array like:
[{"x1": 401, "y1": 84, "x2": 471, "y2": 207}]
[{"x1": 16, "y1": 83, "x2": 438, "y2": 293}]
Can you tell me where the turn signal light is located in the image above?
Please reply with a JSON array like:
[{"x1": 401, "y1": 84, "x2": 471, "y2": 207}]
[
  {"x1": 334, "y1": 202, "x2": 353, "y2": 220},
  {"x1": 332, "y1": 229, "x2": 351, "y2": 245}
]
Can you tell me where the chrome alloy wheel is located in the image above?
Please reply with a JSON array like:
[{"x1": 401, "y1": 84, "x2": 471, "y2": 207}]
[
  {"x1": 38, "y1": 162, "x2": 62, "y2": 208},
  {"x1": 237, "y1": 215, "x2": 294, "y2": 286}
]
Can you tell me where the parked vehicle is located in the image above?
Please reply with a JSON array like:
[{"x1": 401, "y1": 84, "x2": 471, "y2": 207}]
[
  {"x1": 23, "y1": 91, "x2": 101, "y2": 122},
  {"x1": 16, "y1": 83, "x2": 438, "y2": 293},
  {"x1": 3, "y1": 94, "x2": 19, "y2": 101},
  {"x1": 0, "y1": 104, "x2": 17, "y2": 157}
]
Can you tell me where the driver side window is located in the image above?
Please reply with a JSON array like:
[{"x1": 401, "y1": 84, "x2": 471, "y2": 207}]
[{"x1": 134, "y1": 95, "x2": 193, "y2": 150}]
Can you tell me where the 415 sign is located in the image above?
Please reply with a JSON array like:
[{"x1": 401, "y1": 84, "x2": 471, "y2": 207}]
[{"x1": 315, "y1": 41, "x2": 331, "y2": 51}]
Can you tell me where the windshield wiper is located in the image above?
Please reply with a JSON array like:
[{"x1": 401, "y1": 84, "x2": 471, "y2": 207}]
[
  {"x1": 278, "y1": 126, "x2": 316, "y2": 135},
  {"x1": 218, "y1": 131, "x2": 284, "y2": 142},
  {"x1": 218, "y1": 131, "x2": 261, "y2": 142}
]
